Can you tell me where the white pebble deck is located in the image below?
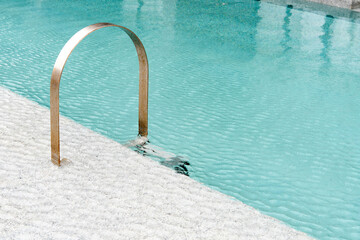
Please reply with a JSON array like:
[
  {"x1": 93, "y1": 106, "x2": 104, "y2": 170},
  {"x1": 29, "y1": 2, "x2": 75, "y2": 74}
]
[{"x1": 0, "y1": 87, "x2": 313, "y2": 239}]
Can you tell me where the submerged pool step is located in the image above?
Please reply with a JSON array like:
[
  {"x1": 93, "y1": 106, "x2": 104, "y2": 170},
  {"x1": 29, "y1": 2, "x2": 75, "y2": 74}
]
[{"x1": 125, "y1": 137, "x2": 191, "y2": 176}]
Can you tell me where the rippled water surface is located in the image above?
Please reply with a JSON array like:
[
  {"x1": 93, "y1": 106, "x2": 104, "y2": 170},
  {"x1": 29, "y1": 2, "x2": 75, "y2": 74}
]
[{"x1": 1, "y1": 0, "x2": 360, "y2": 239}]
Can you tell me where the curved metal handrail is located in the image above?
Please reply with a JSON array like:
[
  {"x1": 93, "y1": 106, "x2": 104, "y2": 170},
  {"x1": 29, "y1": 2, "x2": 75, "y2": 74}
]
[{"x1": 50, "y1": 22, "x2": 149, "y2": 166}]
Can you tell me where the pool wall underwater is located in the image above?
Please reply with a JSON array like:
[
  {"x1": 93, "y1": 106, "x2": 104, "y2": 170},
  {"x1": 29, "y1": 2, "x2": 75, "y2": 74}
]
[
  {"x1": 1, "y1": 0, "x2": 360, "y2": 239},
  {"x1": 299, "y1": 0, "x2": 359, "y2": 10}
]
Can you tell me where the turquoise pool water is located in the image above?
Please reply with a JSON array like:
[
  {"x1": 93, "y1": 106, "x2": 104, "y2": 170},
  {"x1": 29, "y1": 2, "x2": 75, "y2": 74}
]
[{"x1": 1, "y1": 0, "x2": 360, "y2": 239}]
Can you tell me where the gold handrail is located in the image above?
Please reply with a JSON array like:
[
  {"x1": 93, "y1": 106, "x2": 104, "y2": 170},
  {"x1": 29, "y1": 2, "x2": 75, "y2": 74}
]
[{"x1": 50, "y1": 22, "x2": 149, "y2": 166}]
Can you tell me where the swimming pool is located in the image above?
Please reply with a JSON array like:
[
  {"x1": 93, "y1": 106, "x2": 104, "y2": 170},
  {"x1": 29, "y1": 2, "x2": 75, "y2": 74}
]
[{"x1": 1, "y1": 0, "x2": 360, "y2": 239}]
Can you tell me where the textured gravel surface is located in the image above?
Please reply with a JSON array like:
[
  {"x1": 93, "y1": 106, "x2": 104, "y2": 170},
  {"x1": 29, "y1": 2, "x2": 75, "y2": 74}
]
[{"x1": 0, "y1": 87, "x2": 312, "y2": 239}]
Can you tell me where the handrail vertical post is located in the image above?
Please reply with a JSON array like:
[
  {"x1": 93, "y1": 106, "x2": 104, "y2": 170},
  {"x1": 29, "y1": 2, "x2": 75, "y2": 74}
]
[{"x1": 50, "y1": 81, "x2": 60, "y2": 165}]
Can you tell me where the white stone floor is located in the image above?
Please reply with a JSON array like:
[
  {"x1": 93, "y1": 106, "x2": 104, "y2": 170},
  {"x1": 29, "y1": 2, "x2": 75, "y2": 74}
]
[{"x1": 0, "y1": 87, "x2": 313, "y2": 239}]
